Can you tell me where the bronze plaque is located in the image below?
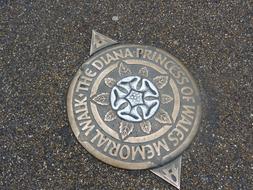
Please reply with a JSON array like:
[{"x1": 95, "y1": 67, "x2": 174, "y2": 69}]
[{"x1": 67, "y1": 31, "x2": 201, "y2": 188}]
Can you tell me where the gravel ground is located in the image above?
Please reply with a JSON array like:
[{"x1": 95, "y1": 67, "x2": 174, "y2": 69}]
[{"x1": 0, "y1": 1, "x2": 252, "y2": 189}]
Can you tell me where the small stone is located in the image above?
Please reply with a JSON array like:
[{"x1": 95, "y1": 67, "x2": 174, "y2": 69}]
[
  {"x1": 112, "y1": 16, "x2": 119, "y2": 21},
  {"x1": 173, "y1": 40, "x2": 179, "y2": 45}
]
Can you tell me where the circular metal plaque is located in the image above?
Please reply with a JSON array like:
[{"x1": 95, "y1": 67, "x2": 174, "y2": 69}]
[{"x1": 67, "y1": 44, "x2": 201, "y2": 170}]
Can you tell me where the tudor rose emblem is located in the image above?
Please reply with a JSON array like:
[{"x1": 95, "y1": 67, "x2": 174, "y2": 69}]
[{"x1": 67, "y1": 31, "x2": 201, "y2": 189}]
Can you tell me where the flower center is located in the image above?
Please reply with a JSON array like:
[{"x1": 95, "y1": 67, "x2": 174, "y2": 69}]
[
  {"x1": 110, "y1": 76, "x2": 160, "y2": 122},
  {"x1": 126, "y1": 90, "x2": 144, "y2": 106}
]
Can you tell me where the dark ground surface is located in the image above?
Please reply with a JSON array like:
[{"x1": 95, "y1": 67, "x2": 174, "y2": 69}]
[{"x1": 0, "y1": 1, "x2": 253, "y2": 190}]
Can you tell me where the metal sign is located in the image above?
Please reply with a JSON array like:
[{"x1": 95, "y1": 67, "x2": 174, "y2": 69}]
[{"x1": 67, "y1": 31, "x2": 201, "y2": 189}]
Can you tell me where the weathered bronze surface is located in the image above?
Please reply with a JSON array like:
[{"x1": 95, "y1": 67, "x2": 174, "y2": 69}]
[{"x1": 67, "y1": 31, "x2": 201, "y2": 188}]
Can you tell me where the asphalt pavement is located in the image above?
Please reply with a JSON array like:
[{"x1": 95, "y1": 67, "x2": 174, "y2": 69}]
[{"x1": 0, "y1": 1, "x2": 252, "y2": 189}]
